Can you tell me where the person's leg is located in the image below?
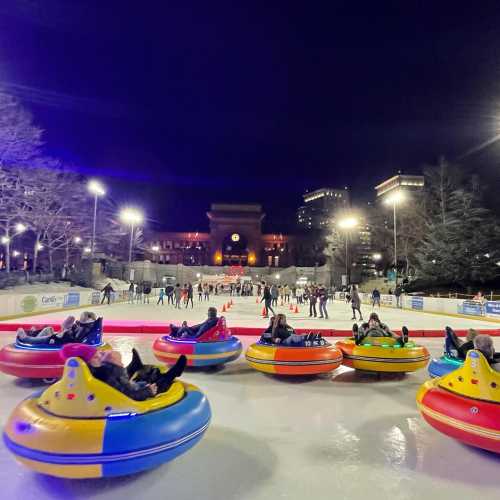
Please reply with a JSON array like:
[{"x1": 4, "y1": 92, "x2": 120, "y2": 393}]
[
  {"x1": 268, "y1": 303, "x2": 275, "y2": 316},
  {"x1": 357, "y1": 307, "x2": 363, "y2": 321},
  {"x1": 156, "y1": 355, "x2": 187, "y2": 393},
  {"x1": 101, "y1": 295, "x2": 105, "y2": 304},
  {"x1": 351, "y1": 307, "x2": 356, "y2": 320}
]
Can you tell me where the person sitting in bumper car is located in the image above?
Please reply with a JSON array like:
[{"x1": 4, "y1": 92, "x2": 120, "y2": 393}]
[
  {"x1": 353, "y1": 312, "x2": 408, "y2": 346},
  {"x1": 473, "y1": 334, "x2": 500, "y2": 371},
  {"x1": 16, "y1": 311, "x2": 99, "y2": 346},
  {"x1": 444, "y1": 326, "x2": 479, "y2": 359},
  {"x1": 260, "y1": 314, "x2": 325, "y2": 346},
  {"x1": 62, "y1": 344, "x2": 187, "y2": 401},
  {"x1": 169, "y1": 307, "x2": 219, "y2": 339}
]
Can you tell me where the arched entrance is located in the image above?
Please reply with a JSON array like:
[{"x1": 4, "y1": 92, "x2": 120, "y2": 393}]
[{"x1": 222, "y1": 233, "x2": 248, "y2": 266}]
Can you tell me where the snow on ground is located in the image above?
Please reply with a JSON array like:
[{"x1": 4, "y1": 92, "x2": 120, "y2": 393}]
[{"x1": 1, "y1": 298, "x2": 500, "y2": 500}]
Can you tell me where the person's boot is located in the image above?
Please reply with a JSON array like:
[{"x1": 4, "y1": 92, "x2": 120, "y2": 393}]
[
  {"x1": 401, "y1": 326, "x2": 409, "y2": 345},
  {"x1": 156, "y1": 355, "x2": 187, "y2": 393},
  {"x1": 127, "y1": 348, "x2": 144, "y2": 377},
  {"x1": 352, "y1": 323, "x2": 361, "y2": 345}
]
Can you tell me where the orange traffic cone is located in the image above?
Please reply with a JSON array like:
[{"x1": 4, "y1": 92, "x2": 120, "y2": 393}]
[
  {"x1": 289, "y1": 303, "x2": 294, "y2": 311},
  {"x1": 262, "y1": 306, "x2": 267, "y2": 317},
  {"x1": 222, "y1": 304, "x2": 226, "y2": 313},
  {"x1": 294, "y1": 305, "x2": 299, "y2": 313},
  {"x1": 226, "y1": 302, "x2": 231, "y2": 309}
]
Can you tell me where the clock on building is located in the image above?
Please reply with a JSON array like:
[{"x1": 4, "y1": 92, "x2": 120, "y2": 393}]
[{"x1": 231, "y1": 233, "x2": 240, "y2": 242}]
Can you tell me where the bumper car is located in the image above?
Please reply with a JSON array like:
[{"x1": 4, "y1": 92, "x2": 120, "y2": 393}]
[
  {"x1": 417, "y1": 350, "x2": 500, "y2": 453},
  {"x1": 428, "y1": 355, "x2": 463, "y2": 378},
  {"x1": 0, "y1": 318, "x2": 110, "y2": 382},
  {"x1": 3, "y1": 354, "x2": 211, "y2": 478},
  {"x1": 336, "y1": 336, "x2": 430, "y2": 373},
  {"x1": 245, "y1": 340, "x2": 343, "y2": 375},
  {"x1": 153, "y1": 317, "x2": 242, "y2": 368}
]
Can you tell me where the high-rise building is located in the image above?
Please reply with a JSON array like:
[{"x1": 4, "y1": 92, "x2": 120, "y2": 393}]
[
  {"x1": 297, "y1": 187, "x2": 350, "y2": 230},
  {"x1": 375, "y1": 174, "x2": 424, "y2": 200}
]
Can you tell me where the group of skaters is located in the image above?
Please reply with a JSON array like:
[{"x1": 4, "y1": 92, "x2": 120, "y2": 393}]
[
  {"x1": 259, "y1": 282, "x2": 330, "y2": 319},
  {"x1": 126, "y1": 282, "x2": 153, "y2": 304}
]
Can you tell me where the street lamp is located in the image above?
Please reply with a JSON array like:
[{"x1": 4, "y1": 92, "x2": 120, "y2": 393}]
[
  {"x1": 120, "y1": 208, "x2": 144, "y2": 263},
  {"x1": 338, "y1": 216, "x2": 358, "y2": 285},
  {"x1": 15, "y1": 223, "x2": 27, "y2": 233},
  {"x1": 36, "y1": 243, "x2": 44, "y2": 251},
  {"x1": 88, "y1": 179, "x2": 106, "y2": 258},
  {"x1": 74, "y1": 236, "x2": 82, "y2": 244},
  {"x1": 372, "y1": 253, "x2": 382, "y2": 261},
  {"x1": 384, "y1": 191, "x2": 405, "y2": 285},
  {"x1": 83, "y1": 246, "x2": 92, "y2": 254}
]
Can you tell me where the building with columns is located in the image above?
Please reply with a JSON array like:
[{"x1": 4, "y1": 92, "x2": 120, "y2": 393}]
[{"x1": 145, "y1": 204, "x2": 295, "y2": 267}]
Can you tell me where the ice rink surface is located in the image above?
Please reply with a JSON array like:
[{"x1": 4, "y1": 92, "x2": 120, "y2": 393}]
[{"x1": 1, "y1": 297, "x2": 500, "y2": 500}]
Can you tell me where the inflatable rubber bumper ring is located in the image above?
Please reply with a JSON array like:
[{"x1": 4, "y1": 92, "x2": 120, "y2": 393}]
[
  {"x1": 3, "y1": 357, "x2": 211, "y2": 478},
  {"x1": 153, "y1": 335, "x2": 242, "y2": 367},
  {"x1": 428, "y1": 355, "x2": 463, "y2": 378},
  {"x1": 418, "y1": 350, "x2": 500, "y2": 453},
  {"x1": 336, "y1": 338, "x2": 430, "y2": 373},
  {"x1": 0, "y1": 342, "x2": 111, "y2": 380},
  {"x1": 245, "y1": 342, "x2": 343, "y2": 375}
]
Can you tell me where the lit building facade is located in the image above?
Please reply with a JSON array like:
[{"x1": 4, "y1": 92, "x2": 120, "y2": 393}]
[
  {"x1": 146, "y1": 204, "x2": 295, "y2": 267},
  {"x1": 297, "y1": 187, "x2": 350, "y2": 230},
  {"x1": 375, "y1": 174, "x2": 424, "y2": 199}
]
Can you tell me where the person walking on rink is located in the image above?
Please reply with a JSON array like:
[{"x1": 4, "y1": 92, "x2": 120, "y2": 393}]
[{"x1": 350, "y1": 285, "x2": 363, "y2": 321}]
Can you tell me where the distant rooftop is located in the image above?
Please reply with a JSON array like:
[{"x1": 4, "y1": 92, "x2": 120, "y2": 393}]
[
  {"x1": 375, "y1": 174, "x2": 424, "y2": 197},
  {"x1": 210, "y1": 203, "x2": 262, "y2": 212},
  {"x1": 303, "y1": 187, "x2": 349, "y2": 203}
]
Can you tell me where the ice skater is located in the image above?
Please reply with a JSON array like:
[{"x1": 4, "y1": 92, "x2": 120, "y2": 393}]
[
  {"x1": 371, "y1": 288, "x2": 381, "y2": 308},
  {"x1": 261, "y1": 282, "x2": 275, "y2": 317},
  {"x1": 350, "y1": 285, "x2": 363, "y2": 321}
]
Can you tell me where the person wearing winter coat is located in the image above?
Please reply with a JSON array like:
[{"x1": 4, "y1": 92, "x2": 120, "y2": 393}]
[
  {"x1": 270, "y1": 284, "x2": 279, "y2": 307},
  {"x1": 101, "y1": 283, "x2": 114, "y2": 305},
  {"x1": 174, "y1": 283, "x2": 182, "y2": 309},
  {"x1": 350, "y1": 285, "x2": 363, "y2": 321},
  {"x1": 63, "y1": 343, "x2": 187, "y2": 401},
  {"x1": 318, "y1": 287, "x2": 329, "y2": 319},
  {"x1": 261, "y1": 283, "x2": 275, "y2": 317}
]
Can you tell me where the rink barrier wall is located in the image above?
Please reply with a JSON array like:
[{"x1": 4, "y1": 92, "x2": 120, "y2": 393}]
[
  {"x1": 339, "y1": 292, "x2": 500, "y2": 323},
  {"x1": 0, "y1": 290, "x2": 129, "y2": 321},
  {"x1": 1, "y1": 321, "x2": 500, "y2": 337}
]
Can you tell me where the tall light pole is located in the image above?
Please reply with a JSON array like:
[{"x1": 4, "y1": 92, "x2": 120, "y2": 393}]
[
  {"x1": 1, "y1": 223, "x2": 27, "y2": 273},
  {"x1": 120, "y1": 208, "x2": 144, "y2": 263},
  {"x1": 385, "y1": 191, "x2": 405, "y2": 286},
  {"x1": 338, "y1": 216, "x2": 358, "y2": 286},
  {"x1": 88, "y1": 180, "x2": 106, "y2": 259}
]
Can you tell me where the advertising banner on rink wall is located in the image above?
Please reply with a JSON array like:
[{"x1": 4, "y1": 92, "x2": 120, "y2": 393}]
[
  {"x1": 335, "y1": 292, "x2": 500, "y2": 319},
  {"x1": 485, "y1": 301, "x2": 500, "y2": 316},
  {"x1": 0, "y1": 290, "x2": 124, "y2": 319}
]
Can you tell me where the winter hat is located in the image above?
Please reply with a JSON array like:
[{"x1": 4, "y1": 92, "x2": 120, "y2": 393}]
[
  {"x1": 60, "y1": 343, "x2": 97, "y2": 363},
  {"x1": 79, "y1": 311, "x2": 97, "y2": 324},
  {"x1": 61, "y1": 316, "x2": 76, "y2": 331},
  {"x1": 473, "y1": 335, "x2": 495, "y2": 360}
]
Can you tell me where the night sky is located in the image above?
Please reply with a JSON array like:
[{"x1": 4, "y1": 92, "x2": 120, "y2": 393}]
[{"x1": 1, "y1": 1, "x2": 500, "y2": 232}]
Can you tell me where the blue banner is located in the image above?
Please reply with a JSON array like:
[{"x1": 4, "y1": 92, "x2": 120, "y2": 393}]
[
  {"x1": 411, "y1": 296, "x2": 423, "y2": 310},
  {"x1": 64, "y1": 292, "x2": 80, "y2": 308},
  {"x1": 459, "y1": 300, "x2": 483, "y2": 316},
  {"x1": 485, "y1": 301, "x2": 500, "y2": 316}
]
